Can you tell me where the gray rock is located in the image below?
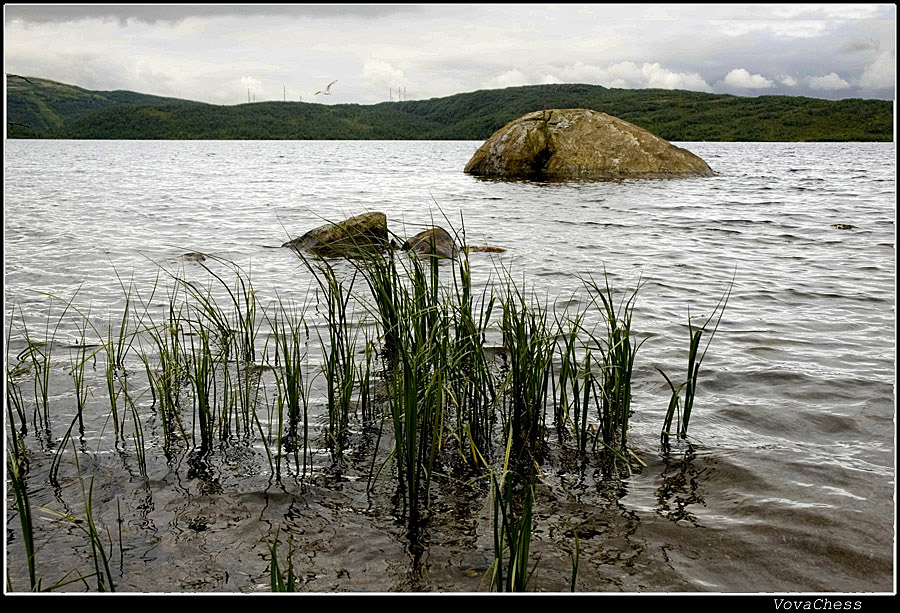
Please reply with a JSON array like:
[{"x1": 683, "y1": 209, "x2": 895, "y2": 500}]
[
  {"x1": 401, "y1": 226, "x2": 458, "y2": 259},
  {"x1": 282, "y1": 211, "x2": 389, "y2": 257},
  {"x1": 464, "y1": 108, "x2": 714, "y2": 180}
]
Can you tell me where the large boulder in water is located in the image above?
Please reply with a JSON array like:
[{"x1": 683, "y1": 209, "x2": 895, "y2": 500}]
[
  {"x1": 282, "y1": 211, "x2": 388, "y2": 257},
  {"x1": 464, "y1": 108, "x2": 714, "y2": 180},
  {"x1": 401, "y1": 226, "x2": 458, "y2": 259}
]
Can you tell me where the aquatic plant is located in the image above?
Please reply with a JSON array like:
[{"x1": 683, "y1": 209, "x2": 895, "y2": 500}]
[
  {"x1": 553, "y1": 303, "x2": 596, "y2": 455},
  {"x1": 489, "y1": 467, "x2": 537, "y2": 592},
  {"x1": 584, "y1": 272, "x2": 645, "y2": 468},
  {"x1": 267, "y1": 293, "x2": 313, "y2": 477},
  {"x1": 267, "y1": 529, "x2": 299, "y2": 592},
  {"x1": 6, "y1": 310, "x2": 30, "y2": 446},
  {"x1": 184, "y1": 315, "x2": 219, "y2": 453},
  {"x1": 659, "y1": 277, "x2": 733, "y2": 450},
  {"x1": 135, "y1": 280, "x2": 188, "y2": 449},
  {"x1": 497, "y1": 271, "x2": 555, "y2": 468},
  {"x1": 300, "y1": 256, "x2": 359, "y2": 457},
  {"x1": 16, "y1": 294, "x2": 75, "y2": 438},
  {"x1": 349, "y1": 237, "x2": 452, "y2": 521},
  {"x1": 447, "y1": 235, "x2": 497, "y2": 466},
  {"x1": 7, "y1": 449, "x2": 38, "y2": 591}
]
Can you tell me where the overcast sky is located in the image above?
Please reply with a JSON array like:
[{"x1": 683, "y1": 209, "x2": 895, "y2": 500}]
[{"x1": 4, "y1": 4, "x2": 896, "y2": 105}]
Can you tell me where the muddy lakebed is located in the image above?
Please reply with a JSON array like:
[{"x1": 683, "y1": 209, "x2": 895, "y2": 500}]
[{"x1": 4, "y1": 140, "x2": 895, "y2": 593}]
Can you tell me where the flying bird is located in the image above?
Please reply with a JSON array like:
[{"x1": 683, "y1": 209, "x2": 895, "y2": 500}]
[{"x1": 314, "y1": 80, "x2": 338, "y2": 96}]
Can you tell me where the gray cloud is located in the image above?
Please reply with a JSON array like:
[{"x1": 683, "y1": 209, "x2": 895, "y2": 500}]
[
  {"x1": 840, "y1": 37, "x2": 881, "y2": 53},
  {"x1": 4, "y1": 4, "x2": 894, "y2": 103},
  {"x1": 4, "y1": 5, "x2": 418, "y2": 25}
]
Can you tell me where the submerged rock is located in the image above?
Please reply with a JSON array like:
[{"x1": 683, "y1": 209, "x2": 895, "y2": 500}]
[
  {"x1": 469, "y1": 245, "x2": 506, "y2": 253},
  {"x1": 464, "y1": 108, "x2": 714, "y2": 180},
  {"x1": 282, "y1": 211, "x2": 389, "y2": 257},
  {"x1": 401, "y1": 226, "x2": 458, "y2": 258}
]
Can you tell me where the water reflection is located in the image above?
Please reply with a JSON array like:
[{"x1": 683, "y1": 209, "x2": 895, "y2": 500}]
[{"x1": 655, "y1": 444, "x2": 711, "y2": 526}]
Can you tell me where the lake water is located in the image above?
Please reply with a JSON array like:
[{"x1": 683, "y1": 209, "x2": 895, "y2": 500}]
[{"x1": 3, "y1": 139, "x2": 895, "y2": 593}]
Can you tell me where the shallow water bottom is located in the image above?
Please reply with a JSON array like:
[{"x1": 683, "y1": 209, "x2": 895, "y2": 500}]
[{"x1": 7, "y1": 419, "x2": 892, "y2": 594}]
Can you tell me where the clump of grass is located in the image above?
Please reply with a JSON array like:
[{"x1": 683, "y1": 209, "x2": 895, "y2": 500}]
[
  {"x1": 497, "y1": 272, "x2": 555, "y2": 468},
  {"x1": 351, "y1": 239, "x2": 451, "y2": 522},
  {"x1": 552, "y1": 303, "x2": 596, "y2": 456},
  {"x1": 136, "y1": 279, "x2": 188, "y2": 450},
  {"x1": 584, "y1": 272, "x2": 646, "y2": 469},
  {"x1": 184, "y1": 314, "x2": 219, "y2": 453},
  {"x1": 174, "y1": 259, "x2": 262, "y2": 441},
  {"x1": 17, "y1": 293, "x2": 75, "y2": 439},
  {"x1": 42, "y1": 446, "x2": 117, "y2": 592},
  {"x1": 268, "y1": 293, "x2": 313, "y2": 478},
  {"x1": 301, "y1": 257, "x2": 359, "y2": 458},
  {"x1": 447, "y1": 236, "x2": 497, "y2": 467},
  {"x1": 7, "y1": 449, "x2": 38, "y2": 591},
  {"x1": 489, "y1": 467, "x2": 537, "y2": 592},
  {"x1": 6, "y1": 310, "x2": 30, "y2": 444},
  {"x1": 267, "y1": 529, "x2": 299, "y2": 592},
  {"x1": 659, "y1": 277, "x2": 733, "y2": 450}
]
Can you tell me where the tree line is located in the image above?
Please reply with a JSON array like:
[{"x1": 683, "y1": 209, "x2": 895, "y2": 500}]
[{"x1": 7, "y1": 77, "x2": 893, "y2": 141}]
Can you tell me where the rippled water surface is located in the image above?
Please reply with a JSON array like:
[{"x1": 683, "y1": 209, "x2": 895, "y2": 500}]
[{"x1": 4, "y1": 139, "x2": 895, "y2": 593}]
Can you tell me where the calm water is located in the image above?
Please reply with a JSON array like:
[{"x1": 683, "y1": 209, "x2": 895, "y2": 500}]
[{"x1": 3, "y1": 139, "x2": 895, "y2": 593}]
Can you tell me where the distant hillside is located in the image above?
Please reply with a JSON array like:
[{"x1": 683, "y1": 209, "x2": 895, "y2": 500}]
[{"x1": 6, "y1": 75, "x2": 894, "y2": 141}]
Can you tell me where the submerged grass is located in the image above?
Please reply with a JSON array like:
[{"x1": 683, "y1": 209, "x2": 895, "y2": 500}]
[
  {"x1": 7, "y1": 449, "x2": 38, "y2": 591},
  {"x1": 268, "y1": 293, "x2": 313, "y2": 477},
  {"x1": 659, "y1": 276, "x2": 733, "y2": 450},
  {"x1": 4, "y1": 229, "x2": 735, "y2": 591},
  {"x1": 584, "y1": 272, "x2": 646, "y2": 470}
]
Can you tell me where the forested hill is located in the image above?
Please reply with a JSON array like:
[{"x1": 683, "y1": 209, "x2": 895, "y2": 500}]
[{"x1": 6, "y1": 74, "x2": 894, "y2": 141}]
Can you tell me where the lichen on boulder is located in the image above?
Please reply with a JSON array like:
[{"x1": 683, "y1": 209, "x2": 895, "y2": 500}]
[
  {"x1": 282, "y1": 211, "x2": 389, "y2": 257},
  {"x1": 464, "y1": 108, "x2": 714, "y2": 180}
]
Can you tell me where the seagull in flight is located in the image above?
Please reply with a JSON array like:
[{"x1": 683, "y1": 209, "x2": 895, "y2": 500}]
[{"x1": 314, "y1": 80, "x2": 338, "y2": 96}]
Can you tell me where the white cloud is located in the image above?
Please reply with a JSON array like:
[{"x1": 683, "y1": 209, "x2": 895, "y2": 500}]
[
  {"x1": 806, "y1": 72, "x2": 851, "y2": 90},
  {"x1": 556, "y1": 60, "x2": 712, "y2": 92},
  {"x1": 238, "y1": 76, "x2": 266, "y2": 102},
  {"x1": 779, "y1": 75, "x2": 798, "y2": 86},
  {"x1": 723, "y1": 68, "x2": 774, "y2": 88},
  {"x1": 858, "y1": 52, "x2": 895, "y2": 89},
  {"x1": 716, "y1": 20, "x2": 833, "y2": 39},
  {"x1": 483, "y1": 69, "x2": 531, "y2": 89},
  {"x1": 362, "y1": 60, "x2": 408, "y2": 88}
]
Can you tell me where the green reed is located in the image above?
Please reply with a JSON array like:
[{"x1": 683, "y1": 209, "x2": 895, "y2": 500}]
[
  {"x1": 6, "y1": 311, "x2": 29, "y2": 442},
  {"x1": 356, "y1": 331, "x2": 376, "y2": 423},
  {"x1": 136, "y1": 282, "x2": 188, "y2": 449},
  {"x1": 302, "y1": 257, "x2": 359, "y2": 456},
  {"x1": 659, "y1": 277, "x2": 732, "y2": 449},
  {"x1": 68, "y1": 316, "x2": 90, "y2": 433},
  {"x1": 268, "y1": 294, "x2": 312, "y2": 477},
  {"x1": 184, "y1": 315, "x2": 218, "y2": 453},
  {"x1": 354, "y1": 243, "x2": 449, "y2": 522},
  {"x1": 584, "y1": 272, "x2": 645, "y2": 466},
  {"x1": 490, "y1": 468, "x2": 536, "y2": 592},
  {"x1": 553, "y1": 305, "x2": 597, "y2": 455},
  {"x1": 17, "y1": 295, "x2": 74, "y2": 437},
  {"x1": 267, "y1": 529, "x2": 298, "y2": 592},
  {"x1": 7, "y1": 448, "x2": 38, "y2": 591},
  {"x1": 447, "y1": 240, "x2": 497, "y2": 466},
  {"x1": 498, "y1": 273, "x2": 555, "y2": 468},
  {"x1": 174, "y1": 259, "x2": 262, "y2": 440}
]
